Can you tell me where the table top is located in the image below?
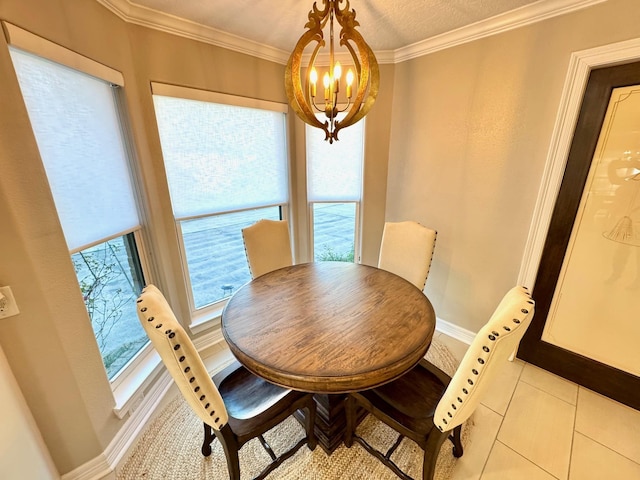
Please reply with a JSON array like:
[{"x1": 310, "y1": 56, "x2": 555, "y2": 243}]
[{"x1": 221, "y1": 262, "x2": 436, "y2": 393}]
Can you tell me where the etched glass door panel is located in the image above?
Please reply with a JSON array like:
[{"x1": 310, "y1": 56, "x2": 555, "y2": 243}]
[{"x1": 541, "y1": 85, "x2": 640, "y2": 376}]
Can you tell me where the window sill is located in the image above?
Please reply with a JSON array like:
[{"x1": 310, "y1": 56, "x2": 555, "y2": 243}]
[
  {"x1": 189, "y1": 303, "x2": 225, "y2": 335},
  {"x1": 112, "y1": 348, "x2": 163, "y2": 419}
]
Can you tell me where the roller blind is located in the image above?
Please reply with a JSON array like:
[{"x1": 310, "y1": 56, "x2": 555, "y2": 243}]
[
  {"x1": 9, "y1": 48, "x2": 140, "y2": 252},
  {"x1": 307, "y1": 114, "x2": 364, "y2": 202},
  {"x1": 152, "y1": 94, "x2": 289, "y2": 219}
]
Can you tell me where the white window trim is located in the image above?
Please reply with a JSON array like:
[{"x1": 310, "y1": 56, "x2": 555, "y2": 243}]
[
  {"x1": 2, "y1": 21, "x2": 124, "y2": 86},
  {"x1": 112, "y1": 346, "x2": 160, "y2": 419}
]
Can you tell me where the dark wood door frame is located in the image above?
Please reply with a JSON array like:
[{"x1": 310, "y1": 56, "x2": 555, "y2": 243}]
[{"x1": 518, "y1": 60, "x2": 640, "y2": 411}]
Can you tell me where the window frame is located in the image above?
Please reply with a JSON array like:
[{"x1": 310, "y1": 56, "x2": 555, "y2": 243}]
[
  {"x1": 308, "y1": 201, "x2": 362, "y2": 263},
  {"x1": 4, "y1": 23, "x2": 158, "y2": 413},
  {"x1": 103, "y1": 229, "x2": 155, "y2": 390},
  {"x1": 305, "y1": 113, "x2": 365, "y2": 264},
  {"x1": 176, "y1": 204, "x2": 290, "y2": 320},
  {"x1": 150, "y1": 83, "x2": 292, "y2": 323}
]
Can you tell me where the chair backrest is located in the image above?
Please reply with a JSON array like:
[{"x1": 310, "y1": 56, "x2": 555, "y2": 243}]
[
  {"x1": 242, "y1": 219, "x2": 293, "y2": 279},
  {"x1": 378, "y1": 221, "x2": 437, "y2": 290},
  {"x1": 136, "y1": 284, "x2": 228, "y2": 430},
  {"x1": 434, "y1": 286, "x2": 535, "y2": 432}
]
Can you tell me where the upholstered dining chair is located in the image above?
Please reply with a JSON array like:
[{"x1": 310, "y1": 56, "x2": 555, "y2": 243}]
[
  {"x1": 345, "y1": 285, "x2": 535, "y2": 480},
  {"x1": 242, "y1": 219, "x2": 293, "y2": 279},
  {"x1": 136, "y1": 284, "x2": 316, "y2": 480},
  {"x1": 378, "y1": 221, "x2": 437, "y2": 290}
]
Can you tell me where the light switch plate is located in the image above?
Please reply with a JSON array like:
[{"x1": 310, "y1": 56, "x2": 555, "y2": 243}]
[{"x1": 0, "y1": 286, "x2": 20, "y2": 319}]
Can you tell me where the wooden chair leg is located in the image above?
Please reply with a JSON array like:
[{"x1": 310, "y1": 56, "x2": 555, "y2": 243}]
[
  {"x1": 216, "y1": 424, "x2": 241, "y2": 480},
  {"x1": 201, "y1": 422, "x2": 215, "y2": 456},
  {"x1": 421, "y1": 429, "x2": 449, "y2": 480},
  {"x1": 344, "y1": 395, "x2": 355, "y2": 447},
  {"x1": 449, "y1": 425, "x2": 463, "y2": 458}
]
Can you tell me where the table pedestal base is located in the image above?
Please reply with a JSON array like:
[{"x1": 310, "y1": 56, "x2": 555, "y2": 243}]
[{"x1": 295, "y1": 394, "x2": 366, "y2": 454}]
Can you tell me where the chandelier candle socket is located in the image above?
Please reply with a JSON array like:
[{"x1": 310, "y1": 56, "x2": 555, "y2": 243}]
[{"x1": 285, "y1": 0, "x2": 379, "y2": 143}]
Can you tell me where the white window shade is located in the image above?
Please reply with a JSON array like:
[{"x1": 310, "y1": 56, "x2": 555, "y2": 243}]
[
  {"x1": 153, "y1": 95, "x2": 288, "y2": 219},
  {"x1": 307, "y1": 115, "x2": 364, "y2": 202},
  {"x1": 10, "y1": 48, "x2": 140, "y2": 252}
]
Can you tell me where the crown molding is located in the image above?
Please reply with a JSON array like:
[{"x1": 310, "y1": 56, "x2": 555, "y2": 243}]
[
  {"x1": 96, "y1": 0, "x2": 290, "y2": 64},
  {"x1": 394, "y1": 0, "x2": 607, "y2": 62},
  {"x1": 97, "y1": 0, "x2": 606, "y2": 65}
]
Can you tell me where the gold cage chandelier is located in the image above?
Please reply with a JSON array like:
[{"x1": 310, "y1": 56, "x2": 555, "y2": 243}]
[{"x1": 285, "y1": 0, "x2": 380, "y2": 143}]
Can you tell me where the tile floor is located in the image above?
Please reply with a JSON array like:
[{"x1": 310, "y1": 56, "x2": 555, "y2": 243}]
[{"x1": 434, "y1": 332, "x2": 640, "y2": 480}]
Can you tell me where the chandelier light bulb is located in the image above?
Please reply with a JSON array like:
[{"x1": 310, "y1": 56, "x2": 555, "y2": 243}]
[
  {"x1": 346, "y1": 69, "x2": 354, "y2": 98},
  {"x1": 309, "y1": 68, "x2": 318, "y2": 97},
  {"x1": 323, "y1": 72, "x2": 331, "y2": 100}
]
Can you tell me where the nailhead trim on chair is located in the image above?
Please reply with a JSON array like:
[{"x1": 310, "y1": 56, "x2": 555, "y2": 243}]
[
  {"x1": 421, "y1": 229, "x2": 438, "y2": 290},
  {"x1": 137, "y1": 292, "x2": 225, "y2": 429},
  {"x1": 241, "y1": 235, "x2": 254, "y2": 279},
  {"x1": 435, "y1": 286, "x2": 534, "y2": 432}
]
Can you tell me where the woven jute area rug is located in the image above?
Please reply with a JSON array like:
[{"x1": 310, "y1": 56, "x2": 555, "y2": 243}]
[{"x1": 117, "y1": 339, "x2": 473, "y2": 479}]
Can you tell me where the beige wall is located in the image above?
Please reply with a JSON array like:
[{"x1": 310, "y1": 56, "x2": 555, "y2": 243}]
[
  {"x1": 0, "y1": 0, "x2": 391, "y2": 475},
  {"x1": 361, "y1": 64, "x2": 395, "y2": 266},
  {"x1": 386, "y1": 0, "x2": 640, "y2": 332},
  {"x1": 0, "y1": 344, "x2": 57, "y2": 479}
]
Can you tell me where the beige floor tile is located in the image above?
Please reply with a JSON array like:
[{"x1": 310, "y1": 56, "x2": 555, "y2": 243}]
[
  {"x1": 498, "y1": 382, "x2": 575, "y2": 479},
  {"x1": 519, "y1": 363, "x2": 578, "y2": 405},
  {"x1": 480, "y1": 359, "x2": 524, "y2": 416},
  {"x1": 449, "y1": 404, "x2": 503, "y2": 480},
  {"x1": 575, "y1": 387, "x2": 640, "y2": 464},
  {"x1": 436, "y1": 333, "x2": 470, "y2": 365},
  {"x1": 480, "y1": 441, "x2": 557, "y2": 480},
  {"x1": 570, "y1": 432, "x2": 640, "y2": 480}
]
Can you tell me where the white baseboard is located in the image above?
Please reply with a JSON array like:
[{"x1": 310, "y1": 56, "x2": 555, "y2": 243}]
[
  {"x1": 61, "y1": 369, "x2": 173, "y2": 480},
  {"x1": 435, "y1": 316, "x2": 476, "y2": 345}
]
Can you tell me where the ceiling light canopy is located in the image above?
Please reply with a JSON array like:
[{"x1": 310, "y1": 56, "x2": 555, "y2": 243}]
[{"x1": 285, "y1": 0, "x2": 379, "y2": 143}]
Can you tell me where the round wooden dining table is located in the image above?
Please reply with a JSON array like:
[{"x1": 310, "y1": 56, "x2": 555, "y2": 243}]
[
  {"x1": 222, "y1": 261, "x2": 436, "y2": 393},
  {"x1": 221, "y1": 261, "x2": 436, "y2": 452}
]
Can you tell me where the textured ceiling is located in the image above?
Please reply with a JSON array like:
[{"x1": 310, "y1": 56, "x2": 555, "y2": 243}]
[{"x1": 128, "y1": 0, "x2": 546, "y2": 52}]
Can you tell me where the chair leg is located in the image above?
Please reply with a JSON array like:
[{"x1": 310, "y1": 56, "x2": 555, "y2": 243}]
[
  {"x1": 215, "y1": 424, "x2": 241, "y2": 480},
  {"x1": 421, "y1": 429, "x2": 449, "y2": 480},
  {"x1": 344, "y1": 395, "x2": 355, "y2": 447},
  {"x1": 305, "y1": 396, "x2": 317, "y2": 450},
  {"x1": 449, "y1": 425, "x2": 463, "y2": 458},
  {"x1": 201, "y1": 422, "x2": 215, "y2": 457}
]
